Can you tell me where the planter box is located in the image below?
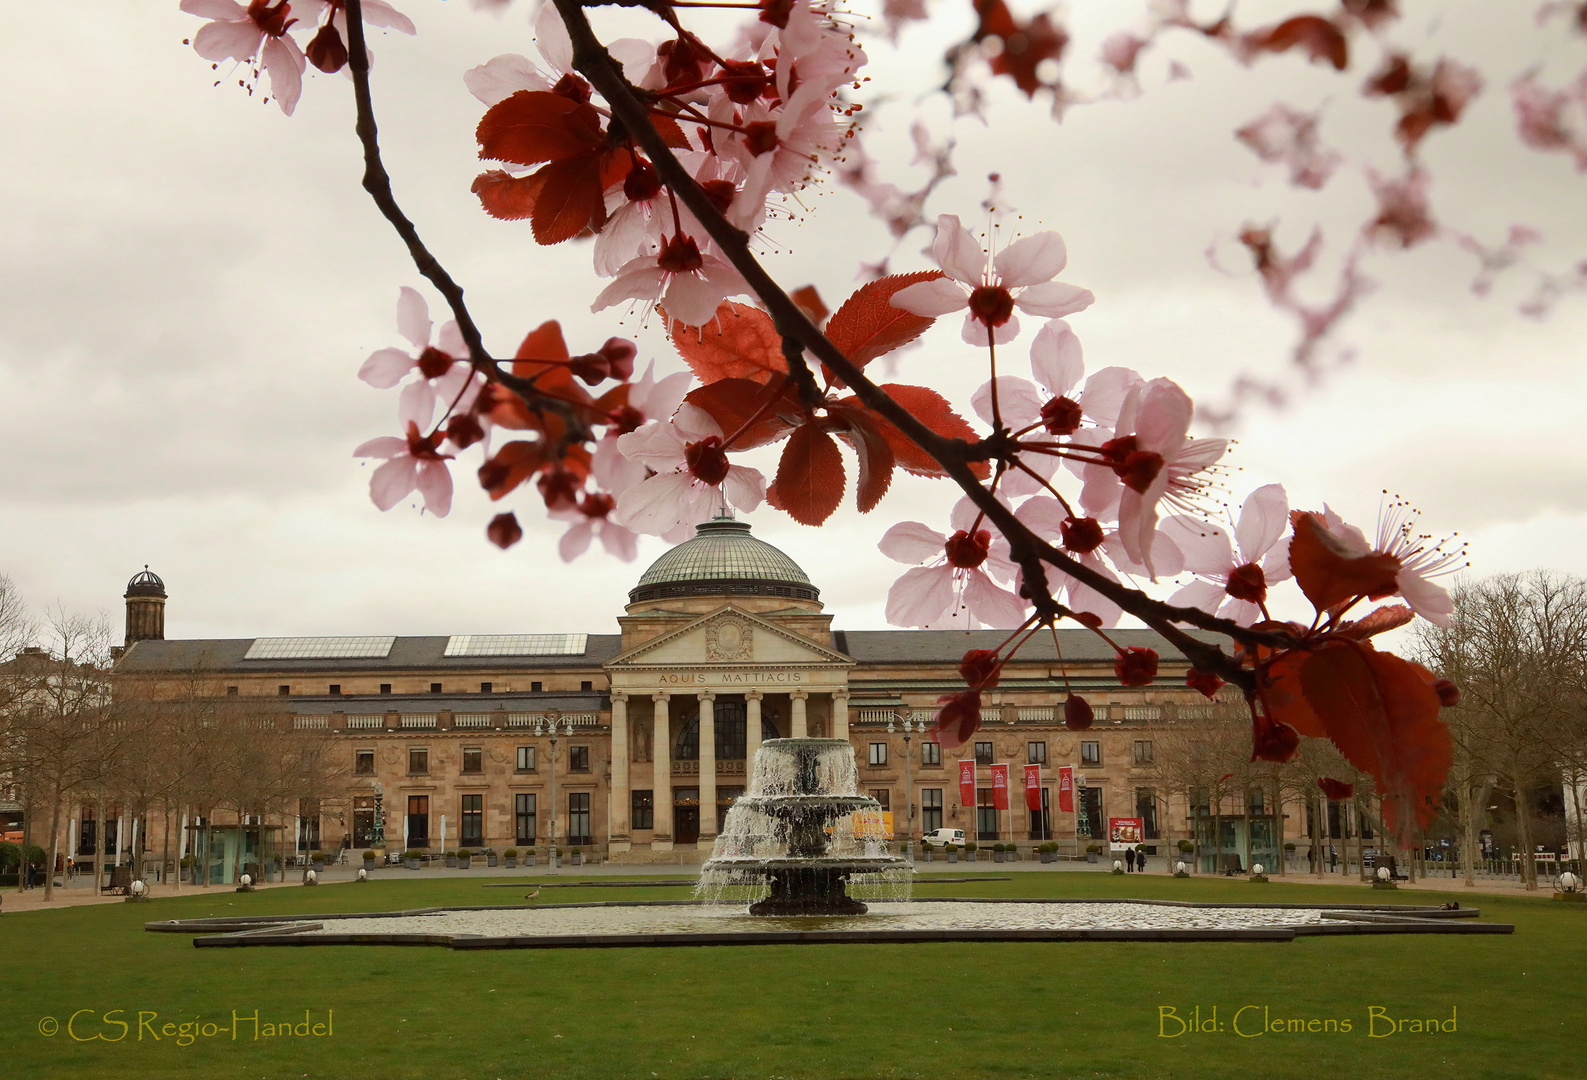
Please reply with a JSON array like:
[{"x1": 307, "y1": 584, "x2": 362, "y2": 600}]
[
  {"x1": 487, "y1": 855, "x2": 499, "y2": 868},
  {"x1": 922, "y1": 851, "x2": 933, "y2": 862},
  {"x1": 571, "y1": 854, "x2": 583, "y2": 866},
  {"x1": 947, "y1": 852, "x2": 958, "y2": 863},
  {"x1": 404, "y1": 859, "x2": 420, "y2": 870},
  {"x1": 459, "y1": 857, "x2": 472, "y2": 870},
  {"x1": 445, "y1": 857, "x2": 458, "y2": 869},
  {"x1": 1086, "y1": 852, "x2": 1099, "y2": 863},
  {"x1": 1040, "y1": 852, "x2": 1056, "y2": 864},
  {"x1": 525, "y1": 856, "x2": 536, "y2": 867},
  {"x1": 504, "y1": 857, "x2": 516, "y2": 869}
]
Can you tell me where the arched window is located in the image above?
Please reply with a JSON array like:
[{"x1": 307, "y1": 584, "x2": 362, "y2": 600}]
[
  {"x1": 676, "y1": 714, "x2": 699, "y2": 760},
  {"x1": 761, "y1": 712, "x2": 781, "y2": 742}
]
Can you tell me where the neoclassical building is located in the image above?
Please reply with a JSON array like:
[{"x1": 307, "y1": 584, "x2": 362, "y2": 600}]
[{"x1": 105, "y1": 516, "x2": 1282, "y2": 877}]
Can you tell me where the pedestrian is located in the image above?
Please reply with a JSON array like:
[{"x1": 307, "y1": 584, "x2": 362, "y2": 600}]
[{"x1": 1125, "y1": 848, "x2": 1136, "y2": 872}]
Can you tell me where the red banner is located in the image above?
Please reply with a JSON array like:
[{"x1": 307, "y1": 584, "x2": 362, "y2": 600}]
[
  {"x1": 959, "y1": 759, "x2": 976, "y2": 808},
  {"x1": 1024, "y1": 764, "x2": 1042, "y2": 811},
  {"x1": 990, "y1": 763, "x2": 1010, "y2": 810},
  {"x1": 1058, "y1": 766, "x2": 1074, "y2": 813}
]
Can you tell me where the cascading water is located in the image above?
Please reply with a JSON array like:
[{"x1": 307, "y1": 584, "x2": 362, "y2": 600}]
[{"x1": 696, "y1": 737, "x2": 913, "y2": 915}]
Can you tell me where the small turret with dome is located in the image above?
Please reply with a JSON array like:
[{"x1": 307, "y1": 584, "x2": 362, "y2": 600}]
[{"x1": 124, "y1": 566, "x2": 167, "y2": 645}]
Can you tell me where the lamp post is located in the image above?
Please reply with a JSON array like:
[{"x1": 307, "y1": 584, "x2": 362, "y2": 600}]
[
  {"x1": 889, "y1": 710, "x2": 928, "y2": 862},
  {"x1": 536, "y1": 712, "x2": 573, "y2": 873},
  {"x1": 371, "y1": 780, "x2": 386, "y2": 854}
]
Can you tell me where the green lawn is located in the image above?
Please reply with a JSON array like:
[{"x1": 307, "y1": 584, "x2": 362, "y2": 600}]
[{"x1": 2, "y1": 871, "x2": 1580, "y2": 1080}]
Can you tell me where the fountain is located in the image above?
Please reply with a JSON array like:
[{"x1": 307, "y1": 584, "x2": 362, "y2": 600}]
[{"x1": 697, "y1": 738, "x2": 912, "y2": 915}]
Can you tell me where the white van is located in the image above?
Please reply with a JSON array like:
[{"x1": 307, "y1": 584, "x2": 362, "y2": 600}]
[{"x1": 922, "y1": 828, "x2": 965, "y2": 847}]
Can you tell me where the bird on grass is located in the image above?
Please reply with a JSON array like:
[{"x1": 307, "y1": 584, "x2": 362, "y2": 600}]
[{"x1": 524, "y1": 888, "x2": 540, "y2": 901}]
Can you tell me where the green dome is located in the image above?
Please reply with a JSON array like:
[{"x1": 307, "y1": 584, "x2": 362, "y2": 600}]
[{"x1": 630, "y1": 518, "x2": 819, "y2": 604}]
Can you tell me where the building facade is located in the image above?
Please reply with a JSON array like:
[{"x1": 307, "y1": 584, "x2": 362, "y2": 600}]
[{"x1": 98, "y1": 517, "x2": 1307, "y2": 878}]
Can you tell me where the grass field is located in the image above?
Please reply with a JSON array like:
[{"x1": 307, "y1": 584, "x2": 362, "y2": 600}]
[{"x1": 2, "y1": 871, "x2": 1580, "y2": 1080}]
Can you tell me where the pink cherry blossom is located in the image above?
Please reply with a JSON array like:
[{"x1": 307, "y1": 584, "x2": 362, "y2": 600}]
[
  {"x1": 880, "y1": 498, "x2": 1024, "y2": 629},
  {"x1": 591, "y1": 237, "x2": 751, "y2": 327},
  {"x1": 181, "y1": 0, "x2": 308, "y2": 115},
  {"x1": 358, "y1": 287, "x2": 480, "y2": 429},
  {"x1": 1314, "y1": 503, "x2": 1462, "y2": 626},
  {"x1": 553, "y1": 492, "x2": 640, "y2": 563},
  {"x1": 353, "y1": 422, "x2": 454, "y2": 516},
  {"x1": 1163, "y1": 484, "x2": 1292, "y2": 625},
  {"x1": 463, "y1": 4, "x2": 655, "y2": 105},
  {"x1": 612, "y1": 404, "x2": 766, "y2": 534},
  {"x1": 592, "y1": 360, "x2": 693, "y2": 496},
  {"x1": 890, "y1": 215, "x2": 1095, "y2": 346},
  {"x1": 1013, "y1": 495, "x2": 1126, "y2": 627}
]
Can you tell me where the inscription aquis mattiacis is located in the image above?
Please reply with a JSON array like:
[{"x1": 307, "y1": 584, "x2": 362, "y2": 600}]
[{"x1": 655, "y1": 671, "x2": 808, "y2": 685}]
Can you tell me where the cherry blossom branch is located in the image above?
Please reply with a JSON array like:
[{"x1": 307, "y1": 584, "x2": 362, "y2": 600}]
[
  {"x1": 553, "y1": 0, "x2": 1296, "y2": 684},
  {"x1": 343, "y1": 0, "x2": 587, "y2": 437}
]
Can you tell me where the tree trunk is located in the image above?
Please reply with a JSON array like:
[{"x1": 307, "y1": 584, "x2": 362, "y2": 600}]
[
  {"x1": 1460, "y1": 778, "x2": 1477, "y2": 887},
  {"x1": 93, "y1": 796, "x2": 105, "y2": 892},
  {"x1": 160, "y1": 801, "x2": 172, "y2": 890},
  {"x1": 1513, "y1": 774, "x2": 1538, "y2": 890},
  {"x1": 18, "y1": 796, "x2": 32, "y2": 894},
  {"x1": 43, "y1": 786, "x2": 64, "y2": 902},
  {"x1": 1275, "y1": 783, "x2": 1287, "y2": 877}
]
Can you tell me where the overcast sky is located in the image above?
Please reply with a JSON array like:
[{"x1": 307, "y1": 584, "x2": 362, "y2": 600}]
[{"x1": 3, "y1": 1, "x2": 1584, "y2": 648}]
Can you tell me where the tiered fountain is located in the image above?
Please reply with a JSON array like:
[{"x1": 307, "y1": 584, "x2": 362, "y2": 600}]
[{"x1": 698, "y1": 737, "x2": 912, "y2": 915}]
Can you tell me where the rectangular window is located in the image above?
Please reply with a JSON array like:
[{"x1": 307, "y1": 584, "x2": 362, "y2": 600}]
[
  {"x1": 1360, "y1": 815, "x2": 1373, "y2": 841},
  {"x1": 870, "y1": 788, "x2": 891, "y2": 811},
  {"x1": 976, "y1": 787, "x2": 999, "y2": 841},
  {"x1": 921, "y1": 788, "x2": 944, "y2": 834},
  {"x1": 407, "y1": 796, "x2": 429, "y2": 847},
  {"x1": 462, "y1": 747, "x2": 483, "y2": 774},
  {"x1": 352, "y1": 797, "x2": 375, "y2": 848},
  {"x1": 461, "y1": 794, "x2": 483, "y2": 845},
  {"x1": 380, "y1": 683, "x2": 391, "y2": 694},
  {"x1": 974, "y1": 741, "x2": 994, "y2": 765},
  {"x1": 716, "y1": 709, "x2": 747, "y2": 761},
  {"x1": 278, "y1": 685, "x2": 290, "y2": 696},
  {"x1": 430, "y1": 683, "x2": 443, "y2": 694},
  {"x1": 1027, "y1": 741, "x2": 1047, "y2": 765},
  {"x1": 1136, "y1": 787, "x2": 1159, "y2": 839},
  {"x1": 531, "y1": 681, "x2": 543, "y2": 692},
  {"x1": 869, "y1": 742, "x2": 888, "y2": 766},
  {"x1": 1327, "y1": 800, "x2": 1345, "y2": 839},
  {"x1": 1027, "y1": 787, "x2": 1052, "y2": 840},
  {"x1": 515, "y1": 745, "x2": 535, "y2": 772},
  {"x1": 1248, "y1": 788, "x2": 1266, "y2": 814},
  {"x1": 354, "y1": 749, "x2": 374, "y2": 775},
  {"x1": 1081, "y1": 740, "x2": 1101, "y2": 766},
  {"x1": 921, "y1": 741, "x2": 941, "y2": 766},
  {"x1": 569, "y1": 746, "x2": 590, "y2": 772},
  {"x1": 631, "y1": 789, "x2": 654, "y2": 830},
  {"x1": 329, "y1": 684, "x2": 341, "y2": 695},
  {"x1": 1133, "y1": 739, "x2": 1153, "y2": 765},
  {"x1": 226, "y1": 686, "x2": 238, "y2": 696},
  {"x1": 581, "y1": 680, "x2": 593, "y2": 691},
  {"x1": 514, "y1": 794, "x2": 536, "y2": 846},
  {"x1": 568, "y1": 792, "x2": 592, "y2": 846},
  {"x1": 408, "y1": 748, "x2": 429, "y2": 775},
  {"x1": 480, "y1": 681, "x2": 492, "y2": 694}
]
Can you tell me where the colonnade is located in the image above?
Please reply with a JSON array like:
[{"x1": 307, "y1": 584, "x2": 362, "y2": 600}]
[{"x1": 608, "y1": 685, "x2": 850, "y2": 851}]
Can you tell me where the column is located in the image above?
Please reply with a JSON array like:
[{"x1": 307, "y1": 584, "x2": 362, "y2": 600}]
[
  {"x1": 745, "y1": 691, "x2": 764, "y2": 772},
  {"x1": 790, "y1": 690, "x2": 808, "y2": 737},
  {"x1": 651, "y1": 693, "x2": 673, "y2": 850},
  {"x1": 832, "y1": 691, "x2": 850, "y2": 740},
  {"x1": 609, "y1": 693, "x2": 631, "y2": 852},
  {"x1": 698, "y1": 691, "x2": 717, "y2": 846}
]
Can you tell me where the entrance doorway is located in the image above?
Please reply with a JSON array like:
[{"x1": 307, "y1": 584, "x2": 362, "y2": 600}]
[{"x1": 675, "y1": 787, "x2": 700, "y2": 844}]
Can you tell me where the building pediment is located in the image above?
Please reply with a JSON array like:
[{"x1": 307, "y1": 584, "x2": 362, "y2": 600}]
[{"x1": 606, "y1": 605, "x2": 853, "y2": 672}]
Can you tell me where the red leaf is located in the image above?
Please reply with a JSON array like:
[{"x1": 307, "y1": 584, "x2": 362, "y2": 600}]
[
  {"x1": 511, "y1": 321, "x2": 595, "y2": 409},
  {"x1": 476, "y1": 91, "x2": 605, "y2": 167},
  {"x1": 528, "y1": 155, "x2": 606, "y2": 245},
  {"x1": 823, "y1": 271, "x2": 942, "y2": 381},
  {"x1": 472, "y1": 169, "x2": 543, "y2": 221},
  {"x1": 774, "y1": 424, "x2": 846, "y2": 526},
  {"x1": 1338, "y1": 604, "x2": 1415, "y2": 640},
  {"x1": 682, "y1": 378, "x2": 797, "y2": 449},
  {"x1": 791, "y1": 285, "x2": 829, "y2": 327},
  {"x1": 649, "y1": 112, "x2": 693, "y2": 150},
  {"x1": 861, "y1": 384, "x2": 990, "y2": 480},
  {"x1": 1318, "y1": 777, "x2": 1354, "y2": 800},
  {"x1": 988, "y1": 13, "x2": 1069, "y2": 97},
  {"x1": 972, "y1": 0, "x2": 1018, "y2": 40},
  {"x1": 1260, "y1": 650, "x2": 1326, "y2": 738},
  {"x1": 670, "y1": 301, "x2": 788, "y2": 385},
  {"x1": 1288, "y1": 511, "x2": 1401, "y2": 613},
  {"x1": 1294, "y1": 640, "x2": 1452, "y2": 841},
  {"x1": 828, "y1": 405, "x2": 895, "y2": 513},
  {"x1": 1250, "y1": 15, "x2": 1349, "y2": 70}
]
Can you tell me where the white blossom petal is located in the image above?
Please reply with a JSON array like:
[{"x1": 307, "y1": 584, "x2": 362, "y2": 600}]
[
  {"x1": 994, "y1": 231, "x2": 1067, "y2": 287},
  {"x1": 1015, "y1": 281, "x2": 1095, "y2": 318}
]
